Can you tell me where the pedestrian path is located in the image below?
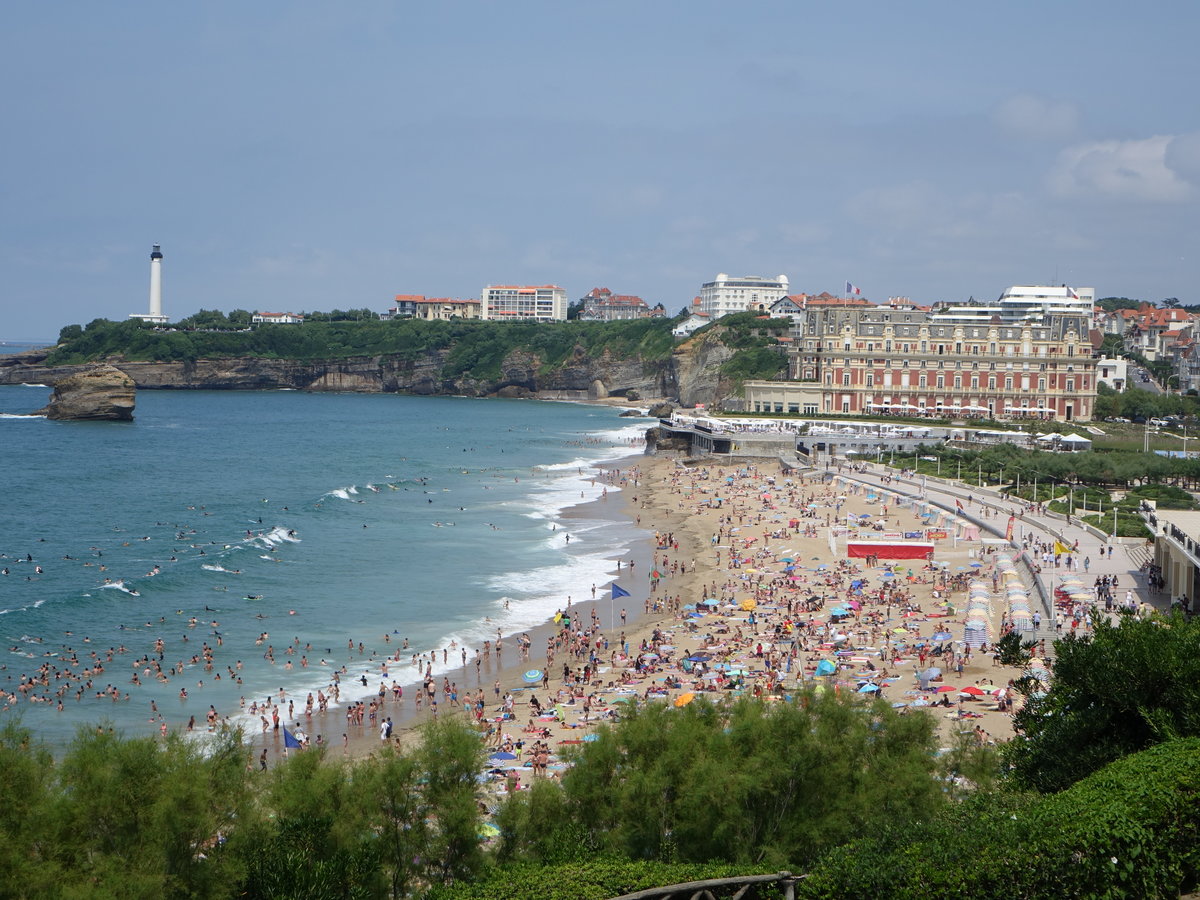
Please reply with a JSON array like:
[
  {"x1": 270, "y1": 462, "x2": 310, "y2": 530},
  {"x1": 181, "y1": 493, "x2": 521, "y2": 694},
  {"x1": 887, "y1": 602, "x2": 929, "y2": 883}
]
[{"x1": 832, "y1": 464, "x2": 1160, "y2": 652}]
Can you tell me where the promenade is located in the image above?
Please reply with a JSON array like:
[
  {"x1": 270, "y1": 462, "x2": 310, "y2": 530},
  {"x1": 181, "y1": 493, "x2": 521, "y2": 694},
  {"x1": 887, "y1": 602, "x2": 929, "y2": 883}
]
[{"x1": 833, "y1": 462, "x2": 1162, "y2": 651}]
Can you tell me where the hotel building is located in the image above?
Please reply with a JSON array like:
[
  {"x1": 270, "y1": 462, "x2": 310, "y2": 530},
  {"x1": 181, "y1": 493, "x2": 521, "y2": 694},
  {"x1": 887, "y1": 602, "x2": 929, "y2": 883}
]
[
  {"x1": 480, "y1": 285, "x2": 568, "y2": 322},
  {"x1": 698, "y1": 273, "x2": 790, "y2": 319},
  {"x1": 743, "y1": 286, "x2": 1099, "y2": 423}
]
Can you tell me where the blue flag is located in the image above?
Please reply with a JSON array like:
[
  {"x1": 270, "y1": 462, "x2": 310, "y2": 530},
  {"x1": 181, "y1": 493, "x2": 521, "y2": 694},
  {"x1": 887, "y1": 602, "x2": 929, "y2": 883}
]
[
  {"x1": 611, "y1": 583, "x2": 631, "y2": 600},
  {"x1": 283, "y1": 727, "x2": 302, "y2": 750}
]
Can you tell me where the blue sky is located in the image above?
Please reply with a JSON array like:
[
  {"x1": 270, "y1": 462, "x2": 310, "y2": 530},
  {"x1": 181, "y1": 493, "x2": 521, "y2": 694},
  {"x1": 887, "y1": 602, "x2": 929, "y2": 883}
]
[{"x1": 3, "y1": 1, "x2": 1199, "y2": 340}]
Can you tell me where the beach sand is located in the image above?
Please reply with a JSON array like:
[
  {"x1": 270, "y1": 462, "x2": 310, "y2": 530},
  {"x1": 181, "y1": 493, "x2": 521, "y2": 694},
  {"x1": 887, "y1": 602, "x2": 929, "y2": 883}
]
[{"x1": 256, "y1": 451, "x2": 1025, "y2": 776}]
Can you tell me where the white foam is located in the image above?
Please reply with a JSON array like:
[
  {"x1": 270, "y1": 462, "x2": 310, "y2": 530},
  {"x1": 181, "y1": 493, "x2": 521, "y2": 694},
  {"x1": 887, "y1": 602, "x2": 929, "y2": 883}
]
[
  {"x1": 0, "y1": 413, "x2": 45, "y2": 419},
  {"x1": 19, "y1": 383, "x2": 48, "y2": 388}
]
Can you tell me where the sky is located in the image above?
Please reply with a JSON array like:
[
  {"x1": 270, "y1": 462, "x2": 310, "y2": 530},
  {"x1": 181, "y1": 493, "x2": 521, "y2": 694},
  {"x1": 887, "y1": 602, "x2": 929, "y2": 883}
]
[{"x1": 3, "y1": 1, "x2": 1199, "y2": 341}]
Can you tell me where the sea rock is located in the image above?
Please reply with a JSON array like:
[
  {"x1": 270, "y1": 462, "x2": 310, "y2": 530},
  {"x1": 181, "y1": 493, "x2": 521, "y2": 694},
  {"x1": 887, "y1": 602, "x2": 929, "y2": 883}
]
[
  {"x1": 37, "y1": 365, "x2": 135, "y2": 421},
  {"x1": 647, "y1": 401, "x2": 675, "y2": 418}
]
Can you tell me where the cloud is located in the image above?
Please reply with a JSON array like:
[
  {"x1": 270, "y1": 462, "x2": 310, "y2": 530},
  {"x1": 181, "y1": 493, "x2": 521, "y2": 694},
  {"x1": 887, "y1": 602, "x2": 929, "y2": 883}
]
[
  {"x1": 1050, "y1": 135, "x2": 1193, "y2": 202},
  {"x1": 993, "y1": 93, "x2": 1080, "y2": 142}
]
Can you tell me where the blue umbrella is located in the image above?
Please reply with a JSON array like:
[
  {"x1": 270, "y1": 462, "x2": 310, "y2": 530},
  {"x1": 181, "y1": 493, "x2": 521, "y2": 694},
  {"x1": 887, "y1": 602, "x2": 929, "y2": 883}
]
[
  {"x1": 489, "y1": 751, "x2": 517, "y2": 761},
  {"x1": 857, "y1": 683, "x2": 880, "y2": 693},
  {"x1": 815, "y1": 659, "x2": 837, "y2": 676},
  {"x1": 523, "y1": 669, "x2": 543, "y2": 683}
]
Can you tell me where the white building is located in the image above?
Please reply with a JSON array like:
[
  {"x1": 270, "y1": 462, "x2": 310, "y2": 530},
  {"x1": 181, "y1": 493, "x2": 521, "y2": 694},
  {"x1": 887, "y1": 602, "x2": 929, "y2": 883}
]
[
  {"x1": 252, "y1": 312, "x2": 305, "y2": 324},
  {"x1": 1096, "y1": 357, "x2": 1129, "y2": 392},
  {"x1": 480, "y1": 285, "x2": 568, "y2": 322},
  {"x1": 698, "y1": 273, "x2": 790, "y2": 319}
]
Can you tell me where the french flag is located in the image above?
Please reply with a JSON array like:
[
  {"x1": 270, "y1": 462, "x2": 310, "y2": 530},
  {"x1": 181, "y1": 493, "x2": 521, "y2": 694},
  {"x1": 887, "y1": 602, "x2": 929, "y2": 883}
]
[
  {"x1": 845, "y1": 281, "x2": 861, "y2": 296},
  {"x1": 955, "y1": 499, "x2": 964, "y2": 514}
]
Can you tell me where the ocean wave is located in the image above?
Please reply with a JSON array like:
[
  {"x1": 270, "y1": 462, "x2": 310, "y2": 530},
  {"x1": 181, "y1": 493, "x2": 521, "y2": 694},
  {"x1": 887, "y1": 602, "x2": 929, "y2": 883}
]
[
  {"x1": 19, "y1": 383, "x2": 48, "y2": 388},
  {"x1": 0, "y1": 413, "x2": 45, "y2": 419}
]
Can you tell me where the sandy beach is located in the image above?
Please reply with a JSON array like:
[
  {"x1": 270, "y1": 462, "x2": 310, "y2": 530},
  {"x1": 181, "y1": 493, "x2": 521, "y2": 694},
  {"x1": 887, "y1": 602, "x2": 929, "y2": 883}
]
[{"x1": 260, "y1": 448, "x2": 1036, "y2": 788}]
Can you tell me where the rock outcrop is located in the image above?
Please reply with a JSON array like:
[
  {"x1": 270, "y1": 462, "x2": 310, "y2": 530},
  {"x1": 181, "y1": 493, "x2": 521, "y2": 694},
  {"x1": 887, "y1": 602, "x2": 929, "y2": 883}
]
[
  {"x1": 0, "y1": 318, "x2": 756, "y2": 409},
  {"x1": 37, "y1": 365, "x2": 135, "y2": 421}
]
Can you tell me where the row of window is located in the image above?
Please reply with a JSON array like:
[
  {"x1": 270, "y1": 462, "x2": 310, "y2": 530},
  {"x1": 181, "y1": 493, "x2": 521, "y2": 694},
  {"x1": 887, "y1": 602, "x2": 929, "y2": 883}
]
[{"x1": 829, "y1": 373, "x2": 1083, "y2": 390}]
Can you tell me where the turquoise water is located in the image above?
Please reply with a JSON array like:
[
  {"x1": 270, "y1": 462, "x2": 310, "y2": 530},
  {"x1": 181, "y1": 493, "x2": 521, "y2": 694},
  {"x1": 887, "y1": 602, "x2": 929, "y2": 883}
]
[{"x1": 0, "y1": 386, "x2": 649, "y2": 745}]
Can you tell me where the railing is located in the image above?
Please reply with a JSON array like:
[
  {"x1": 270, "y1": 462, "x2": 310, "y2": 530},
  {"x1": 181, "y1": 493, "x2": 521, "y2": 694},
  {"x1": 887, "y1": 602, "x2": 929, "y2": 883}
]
[{"x1": 608, "y1": 871, "x2": 802, "y2": 900}]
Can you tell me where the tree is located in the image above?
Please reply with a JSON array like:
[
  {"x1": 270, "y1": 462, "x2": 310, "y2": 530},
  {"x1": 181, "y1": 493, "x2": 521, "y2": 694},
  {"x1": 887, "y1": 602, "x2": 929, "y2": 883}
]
[
  {"x1": 57, "y1": 323, "x2": 83, "y2": 345},
  {"x1": 502, "y1": 692, "x2": 944, "y2": 869},
  {"x1": 1006, "y1": 612, "x2": 1200, "y2": 793}
]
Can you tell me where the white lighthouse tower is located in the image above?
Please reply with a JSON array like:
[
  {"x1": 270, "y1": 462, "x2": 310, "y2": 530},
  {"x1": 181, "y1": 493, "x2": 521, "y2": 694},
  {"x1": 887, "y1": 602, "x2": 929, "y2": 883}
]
[{"x1": 130, "y1": 244, "x2": 169, "y2": 324}]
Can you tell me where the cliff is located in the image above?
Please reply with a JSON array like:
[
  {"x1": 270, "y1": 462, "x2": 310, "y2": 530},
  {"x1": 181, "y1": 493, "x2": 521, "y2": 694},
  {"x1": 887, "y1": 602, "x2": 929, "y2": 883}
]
[
  {"x1": 0, "y1": 315, "x2": 785, "y2": 407},
  {"x1": 35, "y1": 364, "x2": 136, "y2": 421},
  {"x1": 0, "y1": 347, "x2": 682, "y2": 401}
]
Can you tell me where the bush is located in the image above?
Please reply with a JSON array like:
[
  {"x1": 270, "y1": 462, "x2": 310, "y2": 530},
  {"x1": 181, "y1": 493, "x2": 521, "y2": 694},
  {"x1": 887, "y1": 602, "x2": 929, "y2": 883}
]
[{"x1": 798, "y1": 739, "x2": 1200, "y2": 899}]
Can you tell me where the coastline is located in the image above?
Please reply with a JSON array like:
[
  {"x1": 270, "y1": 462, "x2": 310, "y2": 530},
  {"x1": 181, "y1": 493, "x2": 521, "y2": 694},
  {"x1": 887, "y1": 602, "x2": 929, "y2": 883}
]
[{"x1": 250, "y1": 442, "x2": 667, "y2": 764}]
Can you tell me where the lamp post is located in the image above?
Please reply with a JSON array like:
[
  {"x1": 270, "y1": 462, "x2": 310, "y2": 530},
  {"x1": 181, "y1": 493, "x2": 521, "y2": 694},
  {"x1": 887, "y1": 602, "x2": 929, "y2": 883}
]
[{"x1": 978, "y1": 461, "x2": 983, "y2": 488}]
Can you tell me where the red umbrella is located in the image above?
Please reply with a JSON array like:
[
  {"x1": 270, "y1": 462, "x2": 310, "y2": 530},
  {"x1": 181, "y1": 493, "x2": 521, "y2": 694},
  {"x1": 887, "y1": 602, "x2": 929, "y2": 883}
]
[
  {"x1": 936, "y1": 685, "x2": 958, "y2": 693},
  {"x1": 959, "y1": 686, "x2": 986, "y2": 696}
]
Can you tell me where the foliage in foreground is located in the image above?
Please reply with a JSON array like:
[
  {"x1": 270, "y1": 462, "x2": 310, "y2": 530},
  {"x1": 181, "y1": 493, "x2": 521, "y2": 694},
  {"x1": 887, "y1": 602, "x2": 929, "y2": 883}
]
[
  {"x1": 1006, "y1": 612, "x2": 1200, "y2": 794},
  {"x1": 425, "y1": 860, "x2": 784, "y2": 900},
  {"x1": 798, "y1": 738, "x2": 1200, "y2": 899},
  {"x1": 495, "y1": 690, "x2": 946, "y2": 870},
  {"x1": 0, "y1": 717, "x2": 484, "y2": 900}
]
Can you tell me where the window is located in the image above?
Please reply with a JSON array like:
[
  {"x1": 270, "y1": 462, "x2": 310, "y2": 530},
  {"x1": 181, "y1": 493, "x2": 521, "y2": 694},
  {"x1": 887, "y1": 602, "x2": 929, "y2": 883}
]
[
  {"x1": 954, "y1": 376, "x2": 962, "y2": 388},
  {"x1": 919, "y1": 375, "x2": 927, "y2": 388},
  {"x1": 866, "y1": 373, "x2": 874, "y2": 386},
  {"x1": 1005, "y1": 376, "x2": 1013, "y2": 389},
  {"x1": 936, "y1": 376, "x2": 945, "y2": 388},
  {"x1": 1066, "y1": 378, "x2": 1075, "y2": 392},
  {"x1": 842, "y1": 373, "x2": 851, "y2": 386}
]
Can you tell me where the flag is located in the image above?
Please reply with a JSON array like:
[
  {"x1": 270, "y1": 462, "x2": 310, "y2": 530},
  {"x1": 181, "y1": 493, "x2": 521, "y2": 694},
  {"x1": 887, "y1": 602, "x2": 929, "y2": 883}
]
[
  {"x1": 1006, "y1": 515, "x2": 1015, "y2": 542},
  {"x1": 1066, "y1": 287, "x2": 1079, "y2": 299},
  {"x1": 955, "y1": 499, "x2": 964, "y2": 515},
  {"x1": 611, "y1": 583, "x2": 631, "y2": 600},
  {"x1": 845, "y1": 281, "x2": 861, "y2": 296},
  {"x1": 1054, "y1": 539, "x2": 1071, "y2": 556},
  {"x1": 283, "y1": 727, "x2": 302, "y2": 750}
]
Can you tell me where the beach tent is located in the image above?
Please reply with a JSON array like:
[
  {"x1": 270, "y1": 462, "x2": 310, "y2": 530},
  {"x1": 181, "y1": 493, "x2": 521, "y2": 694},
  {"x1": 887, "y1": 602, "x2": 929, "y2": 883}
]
[{"x1": 1060, "y1": 433, "x2": 1092, "y2": 451}]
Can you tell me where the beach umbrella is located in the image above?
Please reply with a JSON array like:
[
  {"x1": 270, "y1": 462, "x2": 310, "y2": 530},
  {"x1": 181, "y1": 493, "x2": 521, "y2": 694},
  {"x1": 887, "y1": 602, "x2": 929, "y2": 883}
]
[
  {"x1": 488, "y1": 751, "x2": 517, "y2": 761},
  {"x1": 970, "y1": 562, "x2": 983, "y2": 568},
  {"x1": 522, "y1": 669, "x2": 544, "y2": 683},
  {"x1": 687, "y1": 653, "x2": 711, "y2": 662},
  {"x1": 740, "y1": 599, "x2": 757, "y2": 611},
  {"x1": 931, "y1": 631, "x2": 953, "y2": 641},
  {"x1": 815, "y1": 659, "x2": 837, "y2": 676},
  {"x1": 959, "y1": 686, "x2": 986, "y2": 696},
  {"x1": 936, "y1": 685, "x2": 958, "y2": 693},
  {"x1": 920, "y1": 667, "x2": 942, "y2": 680},
  {"x1": 674, "y1": 692, "x2": 695, "y2": 707},
  {"x1": 479, "y1": 823, "x2": 501, "y2": 838},
  {"x1": 857, "y1": 683, "x2": 880, "y2": 693}
]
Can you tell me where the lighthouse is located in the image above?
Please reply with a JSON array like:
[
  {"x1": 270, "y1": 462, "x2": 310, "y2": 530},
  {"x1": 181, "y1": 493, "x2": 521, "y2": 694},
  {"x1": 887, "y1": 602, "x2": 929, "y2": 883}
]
[
  {"x1": 149, "y1": 244, "x2": 164, "y2": 318},
  {"x1": 129, "y1": 244, "x2": 169, "y2": 324}
]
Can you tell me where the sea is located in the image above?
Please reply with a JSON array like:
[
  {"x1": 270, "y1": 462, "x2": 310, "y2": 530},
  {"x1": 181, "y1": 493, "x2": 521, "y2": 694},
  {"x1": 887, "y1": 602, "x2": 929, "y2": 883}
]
[{"x1": 0, "y1": 383, "x2": 651, "y2": 747}]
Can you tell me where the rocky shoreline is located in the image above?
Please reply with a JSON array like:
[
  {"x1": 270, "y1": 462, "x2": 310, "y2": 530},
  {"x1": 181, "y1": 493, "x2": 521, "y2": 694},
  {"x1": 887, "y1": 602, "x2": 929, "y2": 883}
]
[{"x1": 0, "y1": 341, "x2": 734, "y2": 407}]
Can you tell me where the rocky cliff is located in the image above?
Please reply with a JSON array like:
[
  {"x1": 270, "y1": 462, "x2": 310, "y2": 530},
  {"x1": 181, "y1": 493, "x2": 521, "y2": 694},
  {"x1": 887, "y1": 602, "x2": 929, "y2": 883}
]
[
  {"x1": 1, "y1": 346, "x2": 687, "y2": 401},
  {"x1": 35, "y1": 364, "x2": 136, "y2": 421},
  {"x1": 0, "y1": 328, "x2": 748, "y2": 406}
]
